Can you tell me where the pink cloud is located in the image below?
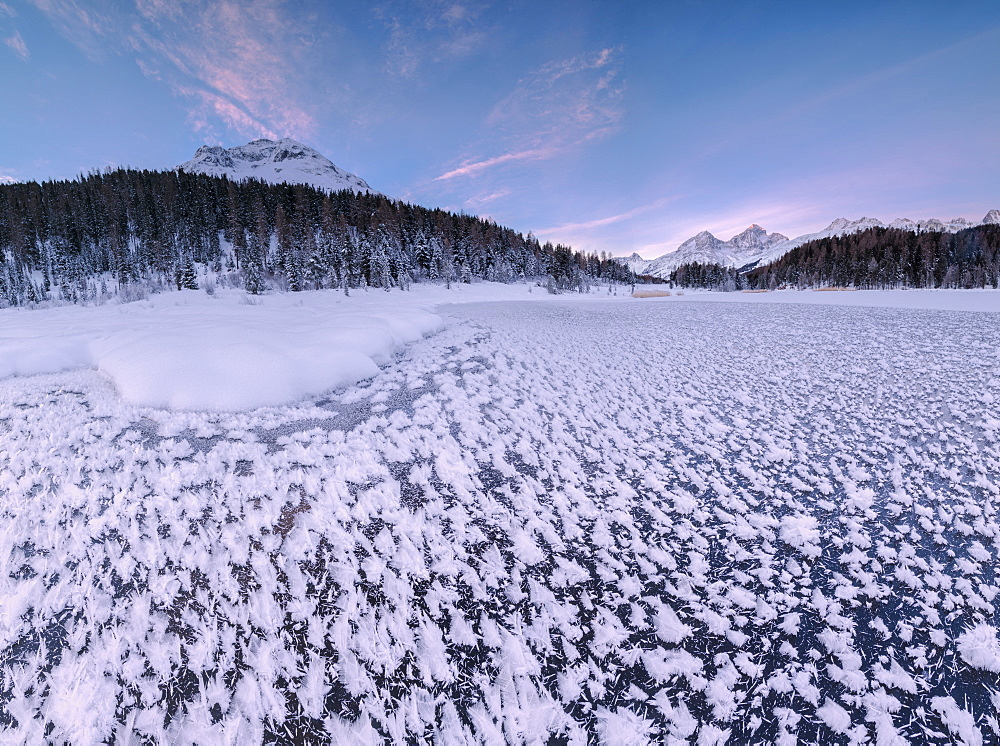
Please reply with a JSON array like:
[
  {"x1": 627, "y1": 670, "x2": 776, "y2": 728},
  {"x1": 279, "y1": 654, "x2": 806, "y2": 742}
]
[
  {"x1": 177, "y1": 86, "x2": 278, "y2": 140},
  {"x1": 435, "y1": 147, "x2": 556, "y2": 181},
  {"x1": 435, "y1": 47, "x2": 623, "y2": 184},
  {"x1": 30, "y1": 0, "x2": 318, "y2": 140},
  {"x1": 534, "y1": 197, "x2": 682, "y2": 237},
  {"x1": 130, "y1": 0, "x2": 317, "y2": 139}
]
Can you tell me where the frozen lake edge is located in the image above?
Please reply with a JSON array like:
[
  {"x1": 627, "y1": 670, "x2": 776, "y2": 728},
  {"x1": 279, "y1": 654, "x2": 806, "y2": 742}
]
[{"x1": 0, "y1": 290, "x2": 999, "y2": 742}]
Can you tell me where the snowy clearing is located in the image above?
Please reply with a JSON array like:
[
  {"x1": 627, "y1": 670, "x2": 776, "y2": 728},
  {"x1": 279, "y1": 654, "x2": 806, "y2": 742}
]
[{"x1": 1, "y1": 288, "x2": 999, "y2": 742}]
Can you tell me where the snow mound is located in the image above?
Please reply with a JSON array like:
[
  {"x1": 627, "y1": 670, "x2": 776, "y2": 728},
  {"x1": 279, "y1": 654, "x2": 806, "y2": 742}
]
[
  {"x1": 0, "y1": 289, "x2": 451, "y2": 410},
  {"x1": 3, "y1": 285, "x2": 1000, "y2": 411}
]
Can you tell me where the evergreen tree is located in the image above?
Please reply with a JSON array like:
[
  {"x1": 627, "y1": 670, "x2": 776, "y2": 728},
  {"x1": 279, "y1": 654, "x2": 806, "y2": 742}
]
[
  {"x1": 176, "y1": 252, "x2": 199, "y2": 290},
  {"x1": 244, "y1": 254, "x2": 265, "y2": 294}
]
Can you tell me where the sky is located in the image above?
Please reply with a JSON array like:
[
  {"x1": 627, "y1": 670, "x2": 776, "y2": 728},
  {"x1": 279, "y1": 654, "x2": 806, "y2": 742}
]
[{"x1": 1, "y1": 0, "x2": 998, "y2": 259}]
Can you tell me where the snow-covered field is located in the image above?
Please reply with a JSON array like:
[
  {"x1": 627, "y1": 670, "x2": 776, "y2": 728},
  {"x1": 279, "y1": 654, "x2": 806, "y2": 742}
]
[{"x1": 1, "y1": 286, "x2": 999, "y2": 743}]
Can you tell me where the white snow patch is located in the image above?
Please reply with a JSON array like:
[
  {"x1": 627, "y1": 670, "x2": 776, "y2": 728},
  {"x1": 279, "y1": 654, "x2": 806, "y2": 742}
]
[
  {"x1": 816, "y1": 699, "x2": 852, "y2": 734},
  {"x1": 931, "y1": 696, "x2": 982, "y2": 746},
  {"x1": 956, "y1": 624, "x2": 1000, "y2": 672}
]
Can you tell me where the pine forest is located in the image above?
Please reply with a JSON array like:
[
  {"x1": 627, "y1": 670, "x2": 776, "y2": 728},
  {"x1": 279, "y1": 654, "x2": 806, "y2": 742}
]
[
  {"x1": 0, "y1": 169, "x2": 634, "y2": 307},
  {"x1": 667, "y1": 225, "x2": 1000, "y2": 291}
]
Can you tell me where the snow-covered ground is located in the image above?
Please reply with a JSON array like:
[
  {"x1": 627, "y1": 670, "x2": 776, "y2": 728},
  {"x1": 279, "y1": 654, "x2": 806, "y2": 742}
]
[
  {"x1": 0, "y1": 283, "x2": 575, "y2": 411},
  {"x1": 2, "y1": 284, "x2": 997, "y2": 412},
  {"x1": 1, "y1": 286, "x2": 999, "y2": 742}
]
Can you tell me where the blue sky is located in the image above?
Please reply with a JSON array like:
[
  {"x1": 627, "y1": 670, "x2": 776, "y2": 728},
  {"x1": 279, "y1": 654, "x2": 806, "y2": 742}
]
[{"x1": 1, "y1": 0, "x2": 998, "y2": 258}]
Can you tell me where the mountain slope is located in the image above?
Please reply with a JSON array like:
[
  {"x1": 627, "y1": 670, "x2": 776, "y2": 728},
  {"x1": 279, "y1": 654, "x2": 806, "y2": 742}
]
[{"x1": 178, "y1": 138, "x2": 376, "y2": 194}]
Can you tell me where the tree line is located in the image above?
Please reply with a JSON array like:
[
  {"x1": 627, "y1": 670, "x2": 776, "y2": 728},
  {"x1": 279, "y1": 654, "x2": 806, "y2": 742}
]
[
  {"x1": 667, "y1": 225, "x2": 1000, "y2": 291},
  {"x1": 0, "y1": 169, "x2": 634, "y2": 307}
]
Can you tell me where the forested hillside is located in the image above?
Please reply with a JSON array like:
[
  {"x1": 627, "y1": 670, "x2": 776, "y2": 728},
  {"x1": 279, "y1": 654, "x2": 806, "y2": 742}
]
[
  {"x1": 667, "y1": 225, "x2": 1000, "y2": 290},
  {"x1": 0, "y1": 169, "x2": 632, "y2": 306}
]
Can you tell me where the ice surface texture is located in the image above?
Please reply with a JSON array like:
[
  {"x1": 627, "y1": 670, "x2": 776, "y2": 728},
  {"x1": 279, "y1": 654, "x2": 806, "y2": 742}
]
[{"x1": 0, "y1": 297, "x2": 999, "y2": 742}]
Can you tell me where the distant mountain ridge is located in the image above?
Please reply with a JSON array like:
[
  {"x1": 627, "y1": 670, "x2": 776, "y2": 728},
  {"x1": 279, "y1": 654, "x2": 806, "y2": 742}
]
[
  {"x1": 178, "y1": 138, "x2": 376, "y2": 194},
  {"x1": 638, "y1": 224, "x2": 789, "y2": 278},
  {"x1": 628, "y1": 210, "x2": 1000, "y2": 278}
]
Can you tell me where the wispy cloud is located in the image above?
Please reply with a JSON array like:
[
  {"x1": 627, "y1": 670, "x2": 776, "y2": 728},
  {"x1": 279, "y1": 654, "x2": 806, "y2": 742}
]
[
  {"x1": 535, "y1": 196, "x2": 680, "y2": 237},
  {"x1": 4, "y1": 29, "x2": 27, "y2": 60},
  {"x1": 25, "y1": 0, "x2": 113, "y2": 61},
  {"x1": 435, "y1": 147, "x2": 556, "y2": 181},
  {"x1": 376, "y1": 1, "x2": 488, "y2": 78},
  {"x1": 135, "y1": 0, "x2": 320, "y2": 140},
  {"x1": 435, "y1": 47, "x2": 624, "y2": 183},
  {"x1": 175, "y1": 86, "x2": 278, "y2": 140},
  {"x1": 28, "y1": 0, "x2": 320, "y2": 140},
  {"x1": 0, "y1": 1, "x2": 28, "y2": 61},
  {"x1": 485, "y1": 47, "x2": 622, "y2": 137},
  {"x1": 463, "y1": 187, "x2": 511, "y2": 209}
]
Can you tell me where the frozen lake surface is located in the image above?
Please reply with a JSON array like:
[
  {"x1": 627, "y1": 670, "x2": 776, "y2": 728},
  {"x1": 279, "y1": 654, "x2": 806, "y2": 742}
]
[{"x1": 1, "y1": 298, "x2": 999, "y2": 743}]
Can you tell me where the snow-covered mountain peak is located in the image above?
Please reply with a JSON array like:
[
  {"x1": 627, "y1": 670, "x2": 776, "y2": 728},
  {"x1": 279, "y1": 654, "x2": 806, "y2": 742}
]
[
  {"x1": 189, "y1": 145, "x2": 234, "y2": 169},
  {"x1": 823, "y1": 217, "x2": 883, "y2": 233},
  {"x1": 675, "y1": 231, "x2": 724, "y2": 254},
  {"x1": 637, "y1": 224, "x2": 788, "y2": 277},
  {"x1": 178, "y1": 138, "x2": 376, "y2": 194},
  {"x1": 677, "y1": 230, "x2": 720, "y2": 249},
  {"x1": 983, "y1": 209, "x2": 1000, "y2": 224},
  {"x1": 730, "y1": 224, "x2": 788, "y2": 250},
  {"x1": 623, "y1": 252, "x2": 652, "y2": 275}
]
